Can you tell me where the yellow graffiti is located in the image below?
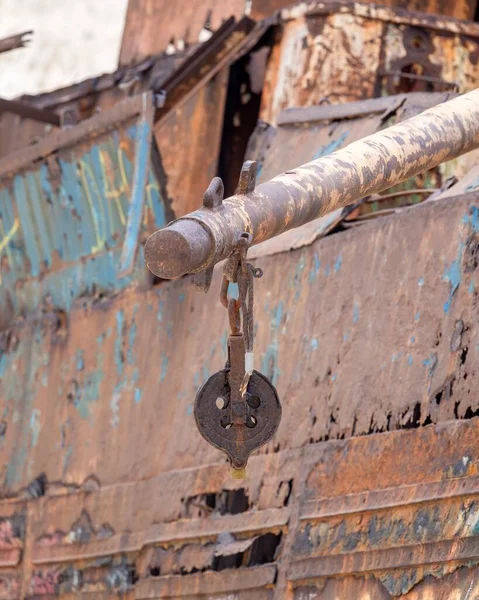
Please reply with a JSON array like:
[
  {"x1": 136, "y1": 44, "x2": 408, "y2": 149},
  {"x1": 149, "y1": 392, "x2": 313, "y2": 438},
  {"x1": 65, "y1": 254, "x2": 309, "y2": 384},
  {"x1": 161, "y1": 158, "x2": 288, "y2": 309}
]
[
  {"x1": 146, "y1": 182, "x2": 161, "y2": 225},
  {"x1": 118, "y1": 145, "x2": 132, "y2": 200},
  {"x1": 98, "y1": 149, "x2": 126, "y2": 226},
  {"x1": 0, "y1": 218, "x2": 19, "y2": 283},
  {"x1": 79, "y1": 161, "x2": 104, "y2": 253},
  {"x1": 0, "y1": 218, "x2": 19, "y2": 255}
]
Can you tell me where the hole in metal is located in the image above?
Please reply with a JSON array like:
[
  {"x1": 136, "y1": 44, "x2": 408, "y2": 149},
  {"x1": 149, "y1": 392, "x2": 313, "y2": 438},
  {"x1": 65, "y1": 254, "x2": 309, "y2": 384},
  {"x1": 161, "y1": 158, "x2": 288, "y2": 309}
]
[{"x1": 247, "y1": 395, "x2": 261, "y2": 409}]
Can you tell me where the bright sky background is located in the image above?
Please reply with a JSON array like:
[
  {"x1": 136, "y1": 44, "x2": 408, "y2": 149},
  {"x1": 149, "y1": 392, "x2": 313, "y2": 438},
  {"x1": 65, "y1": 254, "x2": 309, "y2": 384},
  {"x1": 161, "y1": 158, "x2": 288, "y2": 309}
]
[{"x1": 0, "y1": 0, "x2": 129, "y2": 98}]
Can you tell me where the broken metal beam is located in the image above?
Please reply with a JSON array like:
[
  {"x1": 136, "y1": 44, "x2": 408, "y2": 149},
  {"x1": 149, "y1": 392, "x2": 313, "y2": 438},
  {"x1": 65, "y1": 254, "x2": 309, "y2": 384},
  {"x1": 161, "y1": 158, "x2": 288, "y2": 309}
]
[
  {"x1": 0, "y1": 30, "x2": 32, "y2": 54},
  {"x1": 0, "y1": 98, "x2": 61, "y2": 127},
  {"x1": 145, "y1": 89, "x2": 479, "y2": 280}
]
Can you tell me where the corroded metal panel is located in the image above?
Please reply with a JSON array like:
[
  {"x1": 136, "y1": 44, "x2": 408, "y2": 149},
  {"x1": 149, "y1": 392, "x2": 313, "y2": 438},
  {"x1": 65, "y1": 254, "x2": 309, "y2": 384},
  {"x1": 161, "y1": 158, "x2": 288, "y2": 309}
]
[
  {"x1": 155, "y1": 69, "x2": 229, "y2": 217},
  {"x1": 119, "y1": 0, "x2": 246, "y2": 66},
  {"x1": 1, "y1": 193, "x2": 479, "y2": 490},
  {"x1": 260, "y1": 2, "x2": 479, "y2": 124},
  {"x1": 247, "y1": 92, "x2": 458, "y2": 259},
  {"x1": 0, "y1": 96, "x2": 168, "y2": 325},
  {"x1": 250, "y1": 0, "x2": 479, "y2": 20},
  {"x1": 0, "y1": 421, "x2": 477, "y2": 596}
]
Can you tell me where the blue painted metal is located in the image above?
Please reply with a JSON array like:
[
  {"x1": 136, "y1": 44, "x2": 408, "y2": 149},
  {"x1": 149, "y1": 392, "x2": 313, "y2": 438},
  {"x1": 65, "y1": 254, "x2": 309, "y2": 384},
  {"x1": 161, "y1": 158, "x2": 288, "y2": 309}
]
[
  {"x1": 0, "y1": 95, "x2": 167, "y2": 321},
  {"x1": 118, "y1": 92, "x2": 154, "y2": 278}
]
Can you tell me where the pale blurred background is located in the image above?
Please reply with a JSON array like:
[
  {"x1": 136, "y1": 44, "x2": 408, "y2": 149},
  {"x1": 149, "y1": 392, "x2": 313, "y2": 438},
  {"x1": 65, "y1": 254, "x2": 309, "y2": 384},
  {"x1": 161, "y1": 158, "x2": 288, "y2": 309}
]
[{"x1": 0, "y1": 0, "x2": 128, "y2": 98}]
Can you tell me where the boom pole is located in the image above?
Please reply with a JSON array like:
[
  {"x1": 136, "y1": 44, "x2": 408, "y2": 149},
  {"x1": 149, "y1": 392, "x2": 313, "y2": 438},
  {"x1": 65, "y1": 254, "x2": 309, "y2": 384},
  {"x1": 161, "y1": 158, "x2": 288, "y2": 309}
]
[{"x1": 145, "y1": 89, "x2": 479, "y2": 280}]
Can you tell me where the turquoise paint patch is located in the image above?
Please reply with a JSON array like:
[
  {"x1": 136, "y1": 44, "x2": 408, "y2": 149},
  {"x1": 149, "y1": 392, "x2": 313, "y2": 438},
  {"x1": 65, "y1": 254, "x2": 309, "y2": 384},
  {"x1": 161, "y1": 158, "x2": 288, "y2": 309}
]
[
  {"x1": 462, "y1": 206, "x2": 479, "y2": 231},
  {"x1": 160, "y1": 353, "x2": 169, "y2": 383},
  {"x1": 410, "y1": 336, "x2": 415, "y2": 343},
  {"x1": 414, "y1": 311, "x2": 420, "y2": 322},
  {"x1": 408, "y1": 355, "x2": 413, "y2": 366},
  {"x1": 186, "y1": 404, "x2": 193, "y2": 416},
  {"x1": 324, "y1": 265, "x2": 330, "y2": 277},
  {"x1": 76, "y1": 350, "x2": 85, "y2": 371},
  {"x1": 443, "y1": 246, "x2": 463, "y2": 314},
  {"x1": 110, "y1": 382, "x2": 125, "y2": 428},
  {"x1": 469, "y1": 280, "x2": 475, "y2": 294},
  {"x1": 273, "y1": 301, "x2": 284, "y2": 331},
  {"x1": 134, "y1": 388, "x2": 142, "y2": 404},
  {"x1": 334, "y1": 253, "x2": 343, "y2": 273},
  {"x1": 62, "y1": 445, "x2": 73, "y2": 475},
  {"x1": 132, "y1": 368, "x2": 140, "y2": 384},
  {"x1": 221, "y1": 331, "x2": 228, "y2": 354},
  {"x1": 178, "y1": 292, "x2": 185, "y2": 303},
  {"x1": 75, "y1": 370, "x2": 104, "y2": 420},
  {"x1": 292, "y1": 256, "x2": 305, "y2": 300},
  {"x1": 0, "y1": 354, "x2": 8, "y2": 378},
  {"x1": 418, "y1": 277, "x2": 425, "y2": 286},
  {"x1": 29, "y1": 409, "x2": 41, "y2": 447},
  {"x1": 157, "y1": 299, "x2": 164, "y2": 322},
  {"x1": 127, "y1": 319, "x2": 137, "y2": 365},
  {"x1": 353, "y1": 302, "x2": 360, "y2": 324},
  {"x1": 115, "y1": 310, "x2": 125, "y2": 376},
  {"x1": 312, "y1": 131, "x2": 349, "y2": 160},
  {"x1": 261, "y1": 344, "x2": 280, "y2": 386},
  {"x1": 331, "y1": 374, "x2": 337, "y2": 382},
  {"x1": 194, "y1": 371, "x2": 201, "y2": 388},
  {"x1": 423, "y1": 353, "x2": 438, "y2": 377},
  {"x1": 343, "y1": 331, "x2": 350, "y2": 342},
  {"x1": 311, "y1": 338, "x2": 318, "y2": 350},
  {"x1": 309, "y1": 253, "x2": 321, "y2": 283},
  {"x1": 228, "y1": 283, "x2": 239, "y2": 299}
]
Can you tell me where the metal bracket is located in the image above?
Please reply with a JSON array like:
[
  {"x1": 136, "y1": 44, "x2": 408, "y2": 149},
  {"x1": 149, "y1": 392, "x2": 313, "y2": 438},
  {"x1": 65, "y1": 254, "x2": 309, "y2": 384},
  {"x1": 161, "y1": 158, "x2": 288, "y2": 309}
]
[
  {"x1": 236, "y1": 160, "x2": 257, "y2": 195},
  {"x1": 193, "y1": 177, "x2": 225, "y2": 292}
]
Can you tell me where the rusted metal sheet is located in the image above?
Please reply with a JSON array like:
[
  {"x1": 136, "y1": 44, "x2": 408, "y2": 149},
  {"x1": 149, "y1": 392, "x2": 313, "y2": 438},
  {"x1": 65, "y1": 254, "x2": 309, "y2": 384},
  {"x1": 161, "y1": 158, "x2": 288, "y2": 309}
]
[
  {"x1": 155, "y1": 70, "x2": 229, "y2": 217},
  {"x1": 0, "y1": 52, "x2": 183, "y2": 160},
  {"x1": 250, "y1": 0, "x2": 479, "y2": 20},
  {"x1": 1, "y1": 185, "x2": 479, "y2": 594},
  {"x1": 0, "y1": 94, "x2": 169, "y2": 326},
  {"x1": 145, "y1": 89, "x2": 479, "y2": 279},
  {"x1": 260, "y1": 2, "x2": 479, "y2": 124},
  {"x1": 248, "y1": 92, "x2": 454, "y2": 259},
  {"x1": 119, "y1": 0, "x2": 247, "y2": 66},
  {"x1": 1, "y1": 191, "x2": 479, "y2": 486},
  {"x1": 0, "y1": 420, "x2": 477, "y2": 596}
]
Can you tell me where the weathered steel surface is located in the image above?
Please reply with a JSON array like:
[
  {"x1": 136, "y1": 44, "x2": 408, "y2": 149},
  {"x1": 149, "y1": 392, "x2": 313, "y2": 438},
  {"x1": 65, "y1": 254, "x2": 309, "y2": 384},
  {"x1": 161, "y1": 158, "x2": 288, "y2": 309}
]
[
  {"x1": 153, "y1": 17, "x2": 258, "y2": 125},
  {"x1": 248, "y1": 92, "x2": 457, "y2": 259},
  {"x1": 119, "y1": 0, "x2": 247, "y2": 66},
  {"x1": 250, "y1": 0, "x2": 479, "y2": 20},
  {"x1": 0, "y1": 95, "x2": 168, "y2": 325},
  {"x1": 2, "y1": 192, "x2": 479, "y2": 487},
  {"x1": 144, "y1": 89, "x2": 479, "y2": 279},
  {"x1": 155, "y1": 69, "x2": 229, "y2": 217},
  {"x1": 260, "y1": 2, "x2": 479, "y2": 124},
  {"x1": 0, "y1": 418, "x2": 477, "y2": 596},
  {"x1": 1, "y1": 191, "x2": 479, "y2": 594}
]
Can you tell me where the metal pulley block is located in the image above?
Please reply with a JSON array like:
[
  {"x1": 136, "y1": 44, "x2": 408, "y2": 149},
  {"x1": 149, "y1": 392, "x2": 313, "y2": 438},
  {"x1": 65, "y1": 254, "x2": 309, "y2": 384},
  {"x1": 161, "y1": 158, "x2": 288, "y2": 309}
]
[
  {"x1": 193, "y1": 161, "x2": 282, "y2": 471},
  {"x1": 195, "y1": 333, "x2": 281, "y2": 470}
]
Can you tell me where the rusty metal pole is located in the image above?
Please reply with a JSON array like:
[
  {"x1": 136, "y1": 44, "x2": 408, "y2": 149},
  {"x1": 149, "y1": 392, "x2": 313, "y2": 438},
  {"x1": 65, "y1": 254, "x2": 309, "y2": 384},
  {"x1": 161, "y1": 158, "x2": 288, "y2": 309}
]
[{"x1": 145, "y1": 89, "x2": 479, "y2": 280}]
